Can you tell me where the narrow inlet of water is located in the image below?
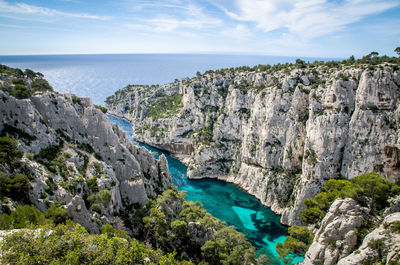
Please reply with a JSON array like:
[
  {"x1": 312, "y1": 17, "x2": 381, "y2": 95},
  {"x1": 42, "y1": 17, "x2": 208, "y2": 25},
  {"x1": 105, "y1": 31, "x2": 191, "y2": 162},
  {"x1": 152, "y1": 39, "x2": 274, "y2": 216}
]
[{"x1": 108, "y1": 115, "x2": 304, "y2": 265}]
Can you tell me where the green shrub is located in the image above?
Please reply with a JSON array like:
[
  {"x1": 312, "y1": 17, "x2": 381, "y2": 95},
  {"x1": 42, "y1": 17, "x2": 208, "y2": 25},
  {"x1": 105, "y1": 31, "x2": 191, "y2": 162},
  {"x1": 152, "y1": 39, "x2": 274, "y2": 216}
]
[
  {"x1": 0, "y1": 173, "x2": 31, "y2": 201},
  {"x1": 12, "y1": 84, "x2": 32, "y2": 99},
  {"x1": 87, "y1": 189, "x2": 111, "y2": 211},
  {"x1": 97, "y1": 189, "x2": 112, "y2": 207},
  {"x1": 100, "y1": 223, "x2": 129, "y2": 239},
  {"x1": 31, "y1": 78, "x2": 53, "y2": 92},
  {"x1": 45, "y1": 204, "x2": 68, "y2": 225},
  {"x1": 0, "y1": 205, "x2": 47, "y2": 229},
  {"x1": 12, "y1": 78, "x2": 26, "y2": 86},
  {"x1": 0, "y1": 221, "x2": 192, "y2": 265},
  {"x1": 391, "y1": 221, "x2": 400, "y2": 233},
  {"x1": 276, "y1": 226, "x2": 314, "y2": 262},
  {"x1": 94, "y1": 104, "x2": 108, "y2": 113},
  {"x1": 301, "y1": 172, "x2": 400, "y2": 224},
  {"x1": 0, "y1": 136, "x2": 24, "y2": 169},
  {"x1": 87, "y1": 176, "x2": 99, "y2": 192},
  {"x1": 143, "y1": 189, "x2": 255, "y2": 264},
  {"x1": 36, "y1": 144, "x2": 62, "y2": 162}
]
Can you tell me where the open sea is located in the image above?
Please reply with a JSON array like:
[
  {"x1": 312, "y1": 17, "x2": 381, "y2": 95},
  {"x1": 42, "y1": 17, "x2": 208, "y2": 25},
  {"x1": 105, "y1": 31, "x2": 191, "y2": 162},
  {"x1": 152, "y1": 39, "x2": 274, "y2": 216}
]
[{"x1": 0, "y1": 53, "x2": 334, "y2": 105}]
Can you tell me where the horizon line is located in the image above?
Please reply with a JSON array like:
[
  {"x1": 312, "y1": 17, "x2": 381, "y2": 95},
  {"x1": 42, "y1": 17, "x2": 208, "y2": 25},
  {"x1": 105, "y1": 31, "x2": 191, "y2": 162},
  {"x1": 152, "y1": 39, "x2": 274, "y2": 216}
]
[{"x1": 0, "y1": 52, "x2": 344, "y2": 60}]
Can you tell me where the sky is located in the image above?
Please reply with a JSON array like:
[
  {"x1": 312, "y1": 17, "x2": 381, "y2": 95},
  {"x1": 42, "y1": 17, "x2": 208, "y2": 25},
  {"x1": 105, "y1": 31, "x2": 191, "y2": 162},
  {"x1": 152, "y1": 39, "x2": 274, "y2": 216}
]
[{"x1": 0, "y1": 0, "x2": 399, "y2": 57}]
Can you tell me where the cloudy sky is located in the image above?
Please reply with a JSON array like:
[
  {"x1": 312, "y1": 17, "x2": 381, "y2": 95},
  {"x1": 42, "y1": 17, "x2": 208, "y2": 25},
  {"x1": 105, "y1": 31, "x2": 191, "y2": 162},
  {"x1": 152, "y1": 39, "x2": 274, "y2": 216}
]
[{"x1": 0, "y1": 0, "x2": 399, "y2": 57}]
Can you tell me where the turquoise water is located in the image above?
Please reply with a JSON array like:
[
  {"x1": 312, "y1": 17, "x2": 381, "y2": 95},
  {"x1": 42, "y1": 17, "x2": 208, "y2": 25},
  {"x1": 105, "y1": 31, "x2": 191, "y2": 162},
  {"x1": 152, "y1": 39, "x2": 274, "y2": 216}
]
[{"x1": 108, "y1": 115, "x2": 303, "y2": 264}]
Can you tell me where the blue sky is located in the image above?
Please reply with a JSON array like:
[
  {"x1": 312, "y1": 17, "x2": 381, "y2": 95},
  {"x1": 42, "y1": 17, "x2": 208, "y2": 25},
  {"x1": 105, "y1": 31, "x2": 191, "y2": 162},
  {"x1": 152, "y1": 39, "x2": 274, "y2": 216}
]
[{"x1": 0, "y1": 0, "x2": 399, "y2": 57}]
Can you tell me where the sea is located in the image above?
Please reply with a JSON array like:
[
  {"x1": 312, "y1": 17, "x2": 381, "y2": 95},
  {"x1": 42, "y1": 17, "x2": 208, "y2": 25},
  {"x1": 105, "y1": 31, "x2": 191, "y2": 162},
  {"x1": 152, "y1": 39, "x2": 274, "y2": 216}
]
[{"x1": 0, "y1": 53, "x2": 335, "y2": 105}]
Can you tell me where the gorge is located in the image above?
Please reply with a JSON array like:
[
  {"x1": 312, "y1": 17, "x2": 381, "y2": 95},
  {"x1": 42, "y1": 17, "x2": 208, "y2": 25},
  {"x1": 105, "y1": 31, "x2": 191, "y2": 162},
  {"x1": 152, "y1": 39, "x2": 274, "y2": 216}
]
[
  {"x1": 1, "y1": 54, "x2": 400, "y2": 264},
  {"x1": 108, "y1": 114, "x2": 303, "y2": 264},
  {"x1": 105, "y1": 57, "x2": 400, "y2": 227}
]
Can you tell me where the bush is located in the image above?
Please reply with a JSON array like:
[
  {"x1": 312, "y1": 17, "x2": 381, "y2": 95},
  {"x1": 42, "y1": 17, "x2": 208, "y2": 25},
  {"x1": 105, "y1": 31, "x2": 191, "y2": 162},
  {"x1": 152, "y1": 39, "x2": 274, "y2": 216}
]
[
  {"x1": 276, "y1": 226, "x2": 314, "y2": 262},
  {"x1": 94, "y1": 104, "x2": 108, "y2": 114},
  {"x1": 36, "y1": 144, "x2": 62, "y2": 162},
  {"x1": 12, "y1": 84, "x2": 32, "y2": 99},
  {"x1": 0, "y1": 221, "x2": 192, "y2": 265},
  {"x1": 0, "y1": 173, "x2": 31, "y2": 201},
  {"x1": 142, "y1": 189, "x2": 255, "y2": 264},
  {"x1": 0, "y1": 205, "x2": 47, "y2": 229},
  {"x1": 391, "y1": 221, "x2": 400, "y2": 233},
  {"x1": 100, "y1": 223, "x2": 129, "y2": 239},
  {"x1": 301, "y1": 172, "x2": 400, "y2": 224},
  {"x1": 45, "y1": 204, "x2": 68, "y2": 225},
  {"x1": 0, "y1": 136, "x2": 24, "y2": 169},
  {"x1": 31, "y1": 78, "x2": 53, "y2": 92}
]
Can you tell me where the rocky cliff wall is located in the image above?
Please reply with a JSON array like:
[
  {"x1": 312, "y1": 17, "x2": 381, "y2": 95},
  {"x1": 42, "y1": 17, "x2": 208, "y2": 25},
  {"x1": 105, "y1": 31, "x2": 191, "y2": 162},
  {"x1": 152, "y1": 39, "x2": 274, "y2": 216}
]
[
  {"x1": 0, "y1": 87, "x2": 172, "y2": 232},
  {"x1": 302, "y1": 197, "x2": 400, "y2": 265},
  {"x1": 106, "y1": 63, "x2": 400, "y2": 225}
]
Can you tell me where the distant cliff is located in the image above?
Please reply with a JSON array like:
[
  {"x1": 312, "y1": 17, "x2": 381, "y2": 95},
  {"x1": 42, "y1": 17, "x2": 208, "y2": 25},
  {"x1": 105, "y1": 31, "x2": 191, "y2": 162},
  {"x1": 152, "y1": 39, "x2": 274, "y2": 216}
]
[{"x1": 106, "y1": 57, "x2": 400, "y2": 226}]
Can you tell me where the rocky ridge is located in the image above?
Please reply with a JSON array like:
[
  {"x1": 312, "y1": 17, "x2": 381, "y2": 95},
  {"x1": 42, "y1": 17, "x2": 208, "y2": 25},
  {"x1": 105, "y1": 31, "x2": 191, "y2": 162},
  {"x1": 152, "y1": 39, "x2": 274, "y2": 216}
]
[
  {"x1": 0, "y1": 69, "x2": 172, "y2": 233},
  {"x1": 106, "y1": 61, "x2": 400, "y2": 226}
]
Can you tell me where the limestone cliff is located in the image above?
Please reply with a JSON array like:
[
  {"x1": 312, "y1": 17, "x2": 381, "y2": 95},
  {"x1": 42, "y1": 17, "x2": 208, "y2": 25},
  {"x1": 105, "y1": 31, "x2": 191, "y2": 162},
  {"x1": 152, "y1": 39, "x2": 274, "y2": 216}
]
[
  {"x1": 0, "y1": 67, "x2": 172, "y2": 233},
  {"x1": 106, "y1": 62, "x2": 400, "y2": 225},
  {"x1": 302, "y1": 197, "x2": 400, "y2": 265}
]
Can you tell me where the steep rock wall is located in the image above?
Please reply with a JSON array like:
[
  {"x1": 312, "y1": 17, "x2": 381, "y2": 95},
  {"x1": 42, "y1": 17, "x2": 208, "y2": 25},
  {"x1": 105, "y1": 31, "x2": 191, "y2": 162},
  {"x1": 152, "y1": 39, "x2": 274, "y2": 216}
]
[
  {"x1": 106, "y1": 64, "x2": 400, "y2": 225},
  {"x1": 0, "y1": 89, "x2": 172, "y2": 232}
]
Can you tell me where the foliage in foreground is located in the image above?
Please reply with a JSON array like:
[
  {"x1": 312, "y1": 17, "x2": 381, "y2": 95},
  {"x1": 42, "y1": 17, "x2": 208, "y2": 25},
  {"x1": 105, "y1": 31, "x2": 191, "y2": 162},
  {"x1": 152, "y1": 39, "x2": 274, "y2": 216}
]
[
  {"x1": 143, "y1": 189, "x2": 256, "y2": 265},
  {"x1": 0, "y1": 204, "x2": 68, "y2": 229},
  {"x1": 301, "y1": 172, "x2": 400, "y2": 224},
  {"x1": 0, "y1": 221, "x2": 192, "y2": 265},
  {"x1": 276, "y1": 225, "x2": 314, "y2": 264}
]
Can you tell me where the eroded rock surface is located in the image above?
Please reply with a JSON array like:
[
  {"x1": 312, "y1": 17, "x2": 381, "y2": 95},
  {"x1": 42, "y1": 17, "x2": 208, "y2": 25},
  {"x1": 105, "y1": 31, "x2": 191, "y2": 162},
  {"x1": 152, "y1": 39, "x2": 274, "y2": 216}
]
[
  {"x1": 0, "y1": 87, "x2": 172, "y2": 232},
  {"x1": 106, "y1": 64, "x2": 400, "y2": 225}
]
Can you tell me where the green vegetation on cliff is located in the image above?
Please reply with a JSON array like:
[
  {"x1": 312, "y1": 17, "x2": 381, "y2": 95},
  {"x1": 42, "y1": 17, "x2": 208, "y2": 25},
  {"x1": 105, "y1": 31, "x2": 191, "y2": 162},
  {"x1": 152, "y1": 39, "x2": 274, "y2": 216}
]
[
  {"x1": 276, "y1": 172, "x2": 400, "y2": 263},
  {"x1": 276, "y1": 225, "x2": 314, "y2": 264},
  {"x1": 146, "y1": 93, "x2": 183, "y2": 119},
  {"x1": 301, "y1": 172, "x2": 400, "y2": 224},
  {"x1": 0, "y1": 190, "x2": 256, "y2": 265},
  {"x1": 143, "y1": 189, "x2": 256, "y2": 265},
  {"x1": 0, "y1": 64, "x2": 52, "y2": 99}
]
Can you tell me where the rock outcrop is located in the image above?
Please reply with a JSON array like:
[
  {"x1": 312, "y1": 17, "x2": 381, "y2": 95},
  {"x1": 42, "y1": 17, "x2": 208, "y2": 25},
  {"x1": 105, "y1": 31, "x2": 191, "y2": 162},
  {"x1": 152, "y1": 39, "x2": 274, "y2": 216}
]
[
  {"x1": 106, "y1": 63, "x2": 400, "y2": 225},
  {"x1": 0, "y1": 69, "x2": 172, "y2": 233},
  {"x1": 302, "y1": 198, "x2": 400, "y2": 265}
]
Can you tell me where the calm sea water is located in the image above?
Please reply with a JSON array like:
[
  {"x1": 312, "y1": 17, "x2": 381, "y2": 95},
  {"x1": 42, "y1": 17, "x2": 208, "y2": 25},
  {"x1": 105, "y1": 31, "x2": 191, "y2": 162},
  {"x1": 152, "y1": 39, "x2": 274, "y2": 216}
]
[
  {"x1": 108, "y1": 115, "x2": 304, "y2": 265},
  {"x1": 0, "y1": 54, "x2": 332, "y2": 105}
]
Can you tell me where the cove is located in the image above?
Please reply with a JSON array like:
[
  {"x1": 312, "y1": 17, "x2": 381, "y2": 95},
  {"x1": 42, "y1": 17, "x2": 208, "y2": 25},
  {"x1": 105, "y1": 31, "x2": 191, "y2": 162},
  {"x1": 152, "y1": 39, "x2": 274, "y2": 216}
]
[{"x1": 108, "y1": 115, "x2": 304, "y2": 265}]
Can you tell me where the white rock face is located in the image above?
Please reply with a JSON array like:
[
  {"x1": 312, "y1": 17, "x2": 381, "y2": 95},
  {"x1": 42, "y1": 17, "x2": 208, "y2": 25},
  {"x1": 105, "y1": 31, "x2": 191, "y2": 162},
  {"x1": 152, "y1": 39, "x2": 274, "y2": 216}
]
[
  {"x1": 302, "y1": 199, "x2": 400, "y2": 265},
  {"x1": 302, "y1": 198, "x2": 369, "y2": 265},
  {"x1": 106, "y1": 65, "x2": 400, "y2": 226},
  {"x1": 337, "y1": 212, "x2": 400, "y2": 265},
  {"x1": 0, "y1": 90, "x2": 172, "y2": 232}
]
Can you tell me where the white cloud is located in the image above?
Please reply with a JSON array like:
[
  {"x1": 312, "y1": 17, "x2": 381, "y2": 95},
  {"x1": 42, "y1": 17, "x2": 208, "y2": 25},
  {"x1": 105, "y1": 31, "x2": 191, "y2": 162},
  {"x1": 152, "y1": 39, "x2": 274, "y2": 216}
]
[
  {"x1": 124, "y1": 1, "x2": 222, "y2": 33},
  {"x1": 0, "y1": 0, "x2": 109, "y2": 20},
  {"x1": 222, "y1": 24, "x2": 252, "y2": 39},
  {"x1": 217, "y1": 0, "x2": 399, "y2": 38},
  {"x1": 145, "y1": 16, "x2": 221, "y2": 32}
]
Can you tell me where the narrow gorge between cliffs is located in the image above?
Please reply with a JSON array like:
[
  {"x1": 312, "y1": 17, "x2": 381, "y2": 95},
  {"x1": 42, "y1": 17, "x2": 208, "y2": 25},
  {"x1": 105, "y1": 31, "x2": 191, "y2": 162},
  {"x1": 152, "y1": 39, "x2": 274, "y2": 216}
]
[{"x1": 108, "y1": 115, "x2": 304, "y2": 264}]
